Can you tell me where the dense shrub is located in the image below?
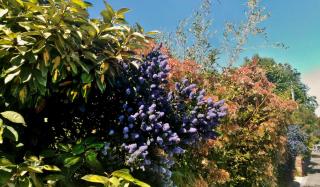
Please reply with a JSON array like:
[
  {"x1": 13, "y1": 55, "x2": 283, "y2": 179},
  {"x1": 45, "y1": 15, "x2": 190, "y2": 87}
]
[
  {"x1": 167, "y1": 56, "x2": 298, "y2": 186},
  {"x1": 0, "y1": 0, "x2": 150, "y2": 108}
]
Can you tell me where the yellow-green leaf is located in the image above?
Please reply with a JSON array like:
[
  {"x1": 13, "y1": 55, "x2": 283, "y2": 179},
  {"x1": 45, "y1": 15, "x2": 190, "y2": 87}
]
[
  {"x1": 4, "y1": 70, "x2": 21, "y2": 84},
  {"x1": 53, "y1": 56, "x2": 61, "y2": 70},
  {"x1": 5, "y1": 126, "x2": 19, "y2": 142},
  {"x1": 146, "y1": 30, "x2": 160, "y2": 35},
  {"x1": 63, "y1": 156, "x2": 81, "y2": 167},
  {"x1": 71, "y1": 0, "x2": 91, "y2": 9},
  {"x1": 81, "y1": 175, "x2": 110, "y2": 184},
  {"x1": 27, "y1": 166, "x2": 43, "y2": 173},
  {"x1": 0, "y1": 111, "x2": 26, "y2": 126},
  {"x1": 43, "y1": 49, "x2": 50, "y2": 66},
  {"x1": 0, "y1": 9, "x2": 8, "y2": 18},
  {"x1": 43, "y1": 165, "x2": 61, "y2": 172}
]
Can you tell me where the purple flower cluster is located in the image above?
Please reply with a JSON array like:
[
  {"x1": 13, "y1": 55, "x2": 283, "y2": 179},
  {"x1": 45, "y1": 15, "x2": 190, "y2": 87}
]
[
  {"x1": 104, "y1": 46, "x2": 227, "y2": 185},
  {"x1": 287, "y1": 125, "x2": 308, "y2": 157}
]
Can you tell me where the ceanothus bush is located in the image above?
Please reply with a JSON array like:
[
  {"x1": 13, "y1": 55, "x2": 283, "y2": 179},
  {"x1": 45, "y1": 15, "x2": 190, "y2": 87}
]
[
  {"x1": 102, "y1": 46, "x2": 227, "y2": 185},
  {"x1": 287, "y1": 125, "x2": 308, "y2": 157},
  {"x1": 32, "y1": 45, "x2": 226, "y2": 186}
]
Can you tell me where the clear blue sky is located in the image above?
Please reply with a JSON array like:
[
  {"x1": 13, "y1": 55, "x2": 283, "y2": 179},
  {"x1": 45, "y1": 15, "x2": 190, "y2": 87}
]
[
  {"x1": 88, "y1": 0, "x2": 320, "y2": 115},
  {"x1": 88, "y1": 0, "x2": 320, "y2": 73}
]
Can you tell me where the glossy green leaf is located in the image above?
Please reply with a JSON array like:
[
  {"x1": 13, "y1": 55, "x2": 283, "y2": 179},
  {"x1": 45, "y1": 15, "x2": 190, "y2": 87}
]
[
  {"x1": 0, "y1": 157, "x2": 13, "y2": 167},
  {"x1": 0, "y1": 9, "x2": 8, "y2": 18},
  {"x1": 4, "y1": 70, "x2": 21, "y2": 84},
  {"x1": 117, "y1": 8, "x2": 130, "y2": 15},
  {"x1": 71, "y1": 144, "x2": 85, "y2": 155},
  {"x1": 0, "y1": 171, "x2": 12, "y2": 186},
  {"x1": 146, "y1": 30, "x2": 160, "y2": 35},
  {"x1": 111, "y1": 169, "x2": 133, "y2": 181},
  {"x1": 81, "y1": 174, "x2": 109, "y2": 184},
  {"x1": 63, "y1": 156, "x2": 81, "y2": 167},
  {"x1": 0, "y1": 111, "x2": 26, "y2": 126},
  {"x1": 32, "y1": 39, "x2": 46, "y2": 53},
  {"x1": 43, "y1": 165, "x2": 61, "y2": 172},
  {"x1": 81, "y1": 73, "x2": 93, "y2": 84},
  {"x1": 85, "y1": 150, "x2": 103, "y2": 172},
  {"x1": 27, "y1": 166, "x2": 43, "y2": 173},
  {"x1": 4, "y1": 126, "x2": 18, "y2": 142},
  {"x1": 4, "y1": 65, "x2": 21, "y2": 75},
  {"x1": 0, "y1": 132, "x2": 3, "y2": 144},
  {"x1": 75, "y1": 60, "x2": 90, "y2": 74},
  {"x1": 112, "y1": 169, "x2": 150, "y2": 187},
  {"x1": 71, "y1": 0, "x2": 91, "y2": 9},
  {"x1": 108, "y1": 177, "x2": 120, "y2": 186}
]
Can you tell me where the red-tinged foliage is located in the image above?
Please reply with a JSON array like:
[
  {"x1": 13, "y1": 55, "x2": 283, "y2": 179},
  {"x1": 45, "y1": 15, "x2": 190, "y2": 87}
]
[{"x1": 167, "y1": 55, "x2": 298, "y2": 186}]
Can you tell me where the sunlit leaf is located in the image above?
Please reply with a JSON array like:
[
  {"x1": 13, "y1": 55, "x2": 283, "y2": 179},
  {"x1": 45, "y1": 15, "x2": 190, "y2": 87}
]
[
  {"x1": 27, "y1": 166, "x2": 43, "y2": 173},
  {"x1": 81, "y1": 175, "x2": 109, "y2": 184},
  {"x1": 0, "y1": 111, "x2": 26, "y2": 126},
  {"x1": 5, "y1": 126, "x2": 19, "y2": 142},
  {"x1": 43, "y1": 165, "x2": 61, "y2": 172},
  {"x1": 4, "y1": 70, "x2": 21, "y2": 84},
  {"x1": 146, "y1": 30, "x2": 160, "y2": 35},
  {"x1": 63, "y1": 156, "x2": 81, "y2": 167},
  {"x1": 0, "y1": 9, "x2": 8, "y2": 18}
]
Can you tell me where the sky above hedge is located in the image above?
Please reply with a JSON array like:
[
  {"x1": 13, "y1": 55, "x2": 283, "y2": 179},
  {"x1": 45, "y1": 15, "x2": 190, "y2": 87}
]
[{"x1": 88, "y1": 0, "x2": 320, "y2": 115}]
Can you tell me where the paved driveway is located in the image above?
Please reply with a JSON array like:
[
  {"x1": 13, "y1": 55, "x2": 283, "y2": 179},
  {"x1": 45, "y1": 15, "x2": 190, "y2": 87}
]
[{"x1": 298, "y1": 152, "x2": 320, "y2": 187}]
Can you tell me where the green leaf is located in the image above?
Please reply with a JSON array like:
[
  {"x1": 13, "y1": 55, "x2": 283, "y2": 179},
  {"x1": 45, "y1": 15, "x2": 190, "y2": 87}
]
[
  {"x1": 21, "y1": 72, "x2": 32, "y2": 83},
  {"x1": 83, "y1": 51, "x2": 97, "y2": 62},
  {"x1": 0, "y1": 126, "x2": 3, "y2": 144},
  {"x1": 27, "y1": 166, "x2": 43, "y2": 173},
  {"x1": 0, "y1": 157, "x2": 13, "y2": 167},
  {"x1": 0, "y1": 39, "x2": 13, "y2": 46},
  {"x1": 0, "y1": 49, "x2": 9, "y2": 58},
  {"x1": 133, "y1": 179, "x2": 151, "y2": 187},
  {"x1": 57, "y1": 143, "x2": 71, "y2": 152},
  {"x1": 71, "y1": 0, "x2": 91, "y2": 9},
  {"x1": 0, "y1": 170, "x2": 12, "y2": 185},
  {"x1": 101, "y1": 26, "x2": 124, "y2": 32},
  {"x1": 32, "y1": 39, "x2": 46, "y2": 53},
  {"x1": 81, "y1": 174, "x2": 109, "y2": 184},
  {"x1": 146, "y1": 30, "x2": 160, "y2": 35},
  {"x1": 96, "y1": 76, "x2": 106, "y2": 93},
  {"x1": 43, "y1": 165, "x2": 61, "y2": 172},
  {"x1": 86, "y1": 142, "x2": 105, "y2": 150},
  {"x1": 81, "y1": 73, "x2": 93, "y2": 84},
  {"x1": 85, "y1": 150, "x2": 103, "y2": 172},
  {"x1": 4, "y1": 65, "x2": 22, "y2": 75},
  {"x1": 111, "y1": 169, "x2": 133, "y2": 182},
  {"x1": 112, "y1": 169, "x2": 150, "y2": 187},
  {"x1": 75, "y1": 60, "x2": 90, "y2": 74},
  {"x1": 101, "y1": 1, "x2": 115, "y2": 23},
  {"x1": 0, "y1": 9, "x2": 8, "y2": 18},
  {"x1": 4, "y1": 70, "x2": 21, "y2": 84},
  {"x1": 33, "y1": 70, "x2": 47, "y2": 86},
  {"x1": 18, "y1": 22, "x2": 32, "y2": 31},
  {"x1": 4, "y1": 126, "x2": 18, "y2": 142},
  {"x1": 63, "y1": 156, "x2": 81, "y2": 167},
  {"x1": 71, "y1": 144, "x2": 85, "y2": 155},
  {"x1": 0, "y1": 111, "x2": 26, "y2": 126},
  {"x1": 69, "y1": 61, "x2": 78, "y2": 74},
  {"x1": 132, "y1": 32, "x2": 145, "y2": 39},
  {"x1": 109, "y1": 177, "x2": 120, "y2": 186},
  {"x1": 117, "y1": 8, "x2": 130, "y2": 15}
]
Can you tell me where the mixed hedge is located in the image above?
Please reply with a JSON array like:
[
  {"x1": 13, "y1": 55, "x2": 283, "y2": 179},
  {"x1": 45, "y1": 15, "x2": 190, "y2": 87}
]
[{"x1": 0, "y1": 0, "x2": 319, "y2": 187}]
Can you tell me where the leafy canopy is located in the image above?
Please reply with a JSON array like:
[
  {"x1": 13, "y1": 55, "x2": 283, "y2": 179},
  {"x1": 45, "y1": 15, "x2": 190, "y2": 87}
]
[{"x1": 0, "y1": 0, "x2": 152, "y2": 108}]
